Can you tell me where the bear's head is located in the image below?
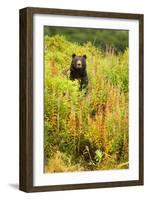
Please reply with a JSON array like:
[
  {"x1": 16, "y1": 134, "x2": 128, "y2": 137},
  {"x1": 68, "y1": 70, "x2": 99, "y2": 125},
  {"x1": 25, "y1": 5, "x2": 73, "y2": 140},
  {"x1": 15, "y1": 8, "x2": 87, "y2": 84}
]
[{"x1": 71, "y1": 54, "x2": 87, "y2": 69}]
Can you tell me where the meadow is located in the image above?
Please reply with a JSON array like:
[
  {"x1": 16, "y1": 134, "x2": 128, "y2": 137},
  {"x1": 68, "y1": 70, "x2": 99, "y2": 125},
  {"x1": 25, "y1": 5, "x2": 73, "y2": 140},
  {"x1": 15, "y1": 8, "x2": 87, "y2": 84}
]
[{"x1": 44, "y1": 34, "x2": 129, "y2": 173}]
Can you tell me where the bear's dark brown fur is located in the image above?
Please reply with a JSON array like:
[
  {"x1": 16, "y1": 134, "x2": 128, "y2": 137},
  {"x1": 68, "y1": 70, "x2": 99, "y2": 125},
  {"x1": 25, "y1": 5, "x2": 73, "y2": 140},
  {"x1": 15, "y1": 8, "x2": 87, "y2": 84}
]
[{"x1": 70, "y1": 54, "x2": 88, "y2": 90}]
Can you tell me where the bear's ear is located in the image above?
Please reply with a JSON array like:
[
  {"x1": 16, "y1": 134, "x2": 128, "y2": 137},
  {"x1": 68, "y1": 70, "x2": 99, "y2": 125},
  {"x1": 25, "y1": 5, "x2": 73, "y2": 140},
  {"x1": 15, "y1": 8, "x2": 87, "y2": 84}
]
[
  {"x1": 83, "y1": 54, "x2": 87, "y2": 59},
  {"x1": 72, "y1": 53, "x2": 76, "y2": 58}
]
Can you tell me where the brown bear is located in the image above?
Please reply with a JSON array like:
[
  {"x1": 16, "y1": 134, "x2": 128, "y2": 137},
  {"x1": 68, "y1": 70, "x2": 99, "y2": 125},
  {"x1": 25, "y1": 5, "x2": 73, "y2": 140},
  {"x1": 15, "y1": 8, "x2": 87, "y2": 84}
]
[{"x1": 70, "y1": 54, "x2": 88, "y2": 90}]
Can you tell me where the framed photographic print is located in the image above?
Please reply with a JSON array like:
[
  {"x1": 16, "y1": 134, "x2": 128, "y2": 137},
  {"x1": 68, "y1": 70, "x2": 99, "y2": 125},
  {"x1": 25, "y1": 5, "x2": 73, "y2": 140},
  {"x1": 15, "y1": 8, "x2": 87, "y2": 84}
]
[{"x1": 19, "y1": 7, "x2": 144, "y2": 192}]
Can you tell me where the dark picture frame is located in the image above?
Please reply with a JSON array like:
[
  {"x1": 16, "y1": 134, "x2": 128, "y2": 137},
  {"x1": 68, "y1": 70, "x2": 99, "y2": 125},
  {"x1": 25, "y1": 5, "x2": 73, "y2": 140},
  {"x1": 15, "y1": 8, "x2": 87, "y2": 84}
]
[{"x1": 19, "y1": 7, "x2": 144, "y2": 192}]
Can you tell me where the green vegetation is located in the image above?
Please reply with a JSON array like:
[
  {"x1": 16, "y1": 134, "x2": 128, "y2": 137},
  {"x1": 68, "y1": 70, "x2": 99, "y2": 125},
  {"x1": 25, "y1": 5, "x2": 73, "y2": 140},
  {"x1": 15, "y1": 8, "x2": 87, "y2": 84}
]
[
  {"x1": 44, "y1": 26, "x2": 128, "y2": 52},
  {"x1": 44, "y1": 35, "x2": 129, "y2": 173}
]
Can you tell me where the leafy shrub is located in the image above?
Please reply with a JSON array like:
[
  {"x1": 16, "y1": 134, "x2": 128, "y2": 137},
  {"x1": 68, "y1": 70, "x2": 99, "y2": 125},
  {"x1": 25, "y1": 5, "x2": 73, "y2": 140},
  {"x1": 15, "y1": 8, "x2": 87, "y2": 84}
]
[{"x1": 44, "y1": 35, "x2": 129, "y2": 172}]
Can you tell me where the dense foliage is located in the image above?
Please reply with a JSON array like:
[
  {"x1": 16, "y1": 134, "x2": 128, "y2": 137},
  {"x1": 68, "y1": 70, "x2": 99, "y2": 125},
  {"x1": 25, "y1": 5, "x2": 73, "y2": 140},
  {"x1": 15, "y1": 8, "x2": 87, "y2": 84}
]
[
  {"x1": 44, "y1": 35, "x2": 129, "y2": 172},
  {"x1": 44, "y1": 27, "x2": 128, "y2": 52}
]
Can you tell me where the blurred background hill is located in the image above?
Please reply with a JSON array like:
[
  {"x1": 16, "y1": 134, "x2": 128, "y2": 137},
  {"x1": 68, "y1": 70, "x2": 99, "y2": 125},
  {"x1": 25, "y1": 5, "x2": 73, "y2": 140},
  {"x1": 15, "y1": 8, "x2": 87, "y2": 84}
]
[{"x1": 44, "y1": 26, "x2": 128, "y2": 53}]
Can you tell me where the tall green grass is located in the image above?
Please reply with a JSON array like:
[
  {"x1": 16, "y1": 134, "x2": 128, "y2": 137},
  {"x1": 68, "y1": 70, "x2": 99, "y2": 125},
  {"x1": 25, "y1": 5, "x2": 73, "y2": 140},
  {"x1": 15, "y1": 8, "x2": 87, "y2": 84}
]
[{"x1": 44, "y1": 35, "x2": 129, "y2": 172}]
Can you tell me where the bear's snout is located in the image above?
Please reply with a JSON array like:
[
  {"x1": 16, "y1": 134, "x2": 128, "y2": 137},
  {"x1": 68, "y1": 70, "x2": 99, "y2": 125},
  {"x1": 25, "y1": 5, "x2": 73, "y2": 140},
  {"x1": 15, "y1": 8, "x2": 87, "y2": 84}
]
[{"x1": 77, "y1": 60, "x2": 82, "y2": 68}]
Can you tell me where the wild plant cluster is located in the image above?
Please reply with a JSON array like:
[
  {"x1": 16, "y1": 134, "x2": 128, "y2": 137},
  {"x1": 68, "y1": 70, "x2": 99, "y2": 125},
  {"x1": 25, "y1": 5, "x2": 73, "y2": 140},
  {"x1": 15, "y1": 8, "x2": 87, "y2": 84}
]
[{"x1": 44, "y1": 35, "x2": 129, "y2": 172}]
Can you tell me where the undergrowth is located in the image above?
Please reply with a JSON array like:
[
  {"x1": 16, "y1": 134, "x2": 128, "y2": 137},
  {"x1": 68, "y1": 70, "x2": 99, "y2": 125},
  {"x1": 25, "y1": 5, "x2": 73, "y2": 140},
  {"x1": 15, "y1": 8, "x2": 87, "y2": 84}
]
[{"x1": 44, "y1": 35, "x2": 129, "y2": 172}]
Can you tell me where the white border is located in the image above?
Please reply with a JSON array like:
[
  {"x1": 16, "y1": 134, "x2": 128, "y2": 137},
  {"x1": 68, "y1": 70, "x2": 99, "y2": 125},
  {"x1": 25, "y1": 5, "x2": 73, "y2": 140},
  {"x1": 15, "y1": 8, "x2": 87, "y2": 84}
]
[{"x1": 33, "y1": 14, "x2": 139, "y2": 186}]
